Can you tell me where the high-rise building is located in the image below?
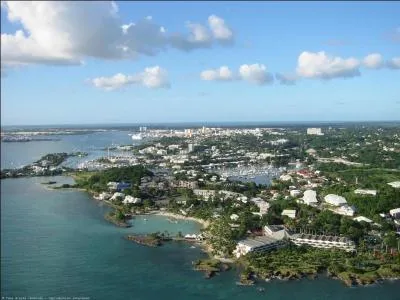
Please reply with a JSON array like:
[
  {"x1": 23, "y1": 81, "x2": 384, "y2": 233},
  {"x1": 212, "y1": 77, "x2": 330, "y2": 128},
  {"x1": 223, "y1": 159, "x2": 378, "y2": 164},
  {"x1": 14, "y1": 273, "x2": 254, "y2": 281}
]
[{"x1": 188, "y1": 143, "x2": 194, "y2": 152}]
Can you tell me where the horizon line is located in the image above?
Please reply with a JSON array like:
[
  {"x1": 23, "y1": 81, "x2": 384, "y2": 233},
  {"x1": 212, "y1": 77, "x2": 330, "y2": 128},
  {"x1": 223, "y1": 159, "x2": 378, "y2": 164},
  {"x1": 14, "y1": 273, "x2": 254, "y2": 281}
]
[{"x1": 2, "y1": 120, "x2": 400, "y2": 128}]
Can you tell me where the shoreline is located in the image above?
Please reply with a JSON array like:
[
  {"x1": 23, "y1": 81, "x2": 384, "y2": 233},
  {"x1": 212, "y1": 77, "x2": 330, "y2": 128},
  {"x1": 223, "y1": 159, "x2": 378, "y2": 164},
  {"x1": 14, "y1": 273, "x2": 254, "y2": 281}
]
[{"x1": 142, "y1": 211, "x2": 210, "y2": 229}]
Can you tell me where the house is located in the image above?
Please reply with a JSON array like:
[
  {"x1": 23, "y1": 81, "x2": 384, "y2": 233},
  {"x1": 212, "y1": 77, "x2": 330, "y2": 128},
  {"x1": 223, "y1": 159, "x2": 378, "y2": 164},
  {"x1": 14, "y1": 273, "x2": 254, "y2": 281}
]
[
  {"x1": 122, "y1": 195, "x2": 141, "y2": 204},
  {"x1": 330, "y1": 204, "x2": 356, "y2": 217},
  {"x1": 302, "y1": 190, "x2": 318, "y2": 206},
  {"x1": 237, "y1": 196, "x2": 248, "y2": 203},
  {"x1": 324, "y1": 194, "x2": 347, "y2": 206},
  {"x1": 107, "y1": 181, "x2": 131, "y2": 192},
  {"x1": 297, "y1": 169, "x2": 313, "y2": 178},
  {"x1": 250, "y1": 198, "x2": 270, "y2": 215},
  {"x1": 290, "y1": 190, "x2": 302, "y2": 197},
  {"x1": 110, "y1": 192, "x2": 125, "y2": 201},
  {"x1": 354, "y1": 189, "x2": 377, "y2": 196},
  {"x1": 97, "y1": 192, "x2": 111, "y2": 201},
  {"x1": 279, "y1": 174, "x2": 292, "y2": 182},
  {"x1": 173, "y1": 180, "x2": 198, "y2": 189},
  {"x1": 107, "y1": 182, "x2": 118, "y2": 190},
  {"x1": 116, "y1": 182, "x2": 131, "y2": 192},
  {"x1": 281, "y1": 209, "x2": 296, "y2": 219},
  {"x1": 230, "y1": 214, "x2": 239, "y2": 221},
  {"x1": 193, "y1": 189, "x2": 216, "y2": 200},
  {"x1": 389, "y1": 208, "x2": 400, "y2": 219}
]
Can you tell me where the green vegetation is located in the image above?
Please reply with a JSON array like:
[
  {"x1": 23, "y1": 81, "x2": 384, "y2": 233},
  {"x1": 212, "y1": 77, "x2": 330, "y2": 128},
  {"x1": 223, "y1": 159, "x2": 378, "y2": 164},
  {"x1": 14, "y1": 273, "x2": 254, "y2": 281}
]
[
  {"x1": 126, "y1": 234, "x2": 162, "y2": 247},
  {"x1": 104, "y1": 210, "x2": 131, "y2": 227},
  {"x1": 240, "y1": 244, "x2": 400, "y2": 285},
  {"x1": 74, "y1": 165, "x2": 153, "y2": 193},
  {"x1": 317, "y1": 167, "x2": 400, "y2": 219},
  {"x1": 193, "y1": 258, "x2": 231, "y2": 278}
]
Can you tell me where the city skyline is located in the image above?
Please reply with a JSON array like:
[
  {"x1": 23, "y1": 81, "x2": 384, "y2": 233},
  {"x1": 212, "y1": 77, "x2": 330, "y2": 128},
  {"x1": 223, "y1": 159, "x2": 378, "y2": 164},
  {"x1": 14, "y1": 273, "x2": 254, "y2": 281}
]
[{"x1": 1, "y1": 1, "x2": 399, "y2": 125}]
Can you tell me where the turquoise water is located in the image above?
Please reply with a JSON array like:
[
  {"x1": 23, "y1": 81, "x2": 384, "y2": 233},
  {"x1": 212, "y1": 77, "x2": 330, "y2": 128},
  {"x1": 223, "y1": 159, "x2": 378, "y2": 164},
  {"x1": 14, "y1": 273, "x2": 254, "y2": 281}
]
[
  {"x1": 2, "y1": 177, "x2": 400, "y2": 299},
  {"x1": 1, "y1": 128, "x2": 400, "y2": 299}
]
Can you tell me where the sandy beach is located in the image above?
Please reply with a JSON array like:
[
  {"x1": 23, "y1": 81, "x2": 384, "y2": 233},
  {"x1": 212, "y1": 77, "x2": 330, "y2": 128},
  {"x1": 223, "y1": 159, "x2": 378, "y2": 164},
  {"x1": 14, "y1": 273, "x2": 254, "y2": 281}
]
[{"x1": 147, "y1": 211, "x2": 210, "y2": 228}]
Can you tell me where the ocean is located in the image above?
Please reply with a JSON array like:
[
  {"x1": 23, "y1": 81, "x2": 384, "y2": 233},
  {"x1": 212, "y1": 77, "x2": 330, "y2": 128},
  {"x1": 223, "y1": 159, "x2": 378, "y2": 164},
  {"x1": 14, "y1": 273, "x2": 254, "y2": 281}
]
[{"x1": 1, "y1": 127, "x2": 399, "y2": 299}]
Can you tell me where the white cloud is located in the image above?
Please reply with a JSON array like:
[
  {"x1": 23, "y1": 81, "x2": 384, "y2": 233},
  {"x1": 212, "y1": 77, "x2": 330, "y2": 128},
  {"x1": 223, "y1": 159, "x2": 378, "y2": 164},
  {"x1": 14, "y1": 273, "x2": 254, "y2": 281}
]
[
  {"x1": 201, "y1": 64, "x2": 273, "y2": 85},
  {"x1": 187, "y1": 22, "x2": 212, "y2": 44},
  {"x1": 208, "y1": 15, "x2": 233, "y2": 42},
  {"x1": 275, "y1": 73, "x2": 298, "y2": 85},
  {"x1": 200, "y1": 66, "x2": 234, "y2": 81},
  {"x1": 363, "y1": 53, "x2": 384, "y2": 69},
  {"x1": 296, "y1": 51, "x2": 360, "y2": 79},
  {"x1": 89, "y1": 66, "x2": 170, "y2": 91},
  {"x1": 386, "y1": 57, "x2": 400, "y2": 70},
  {"x1": 239, "y1": 64, "x2": 273, "y2": 85},
  {"x1": 0, "y1": 1, "x2": 234, "y2": 70}
]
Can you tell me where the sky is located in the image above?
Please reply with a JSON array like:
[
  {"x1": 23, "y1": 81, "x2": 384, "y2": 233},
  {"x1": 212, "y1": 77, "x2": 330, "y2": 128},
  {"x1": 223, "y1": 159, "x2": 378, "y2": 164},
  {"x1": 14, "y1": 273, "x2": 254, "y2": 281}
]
[{"x1": 1, "y1": 1, "x2": 399, "y2": 126}]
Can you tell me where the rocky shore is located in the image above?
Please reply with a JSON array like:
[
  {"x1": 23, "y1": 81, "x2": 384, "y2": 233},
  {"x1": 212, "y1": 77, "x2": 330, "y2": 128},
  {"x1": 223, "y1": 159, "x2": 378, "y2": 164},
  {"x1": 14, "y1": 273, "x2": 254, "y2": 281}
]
[
  {"x1": 192, "y1": 258, "x2": 231, "y2": 279},
  {"x1": 104, "y1": 213, "x2": 131, "y2": 228},
  {"x1": 126, "y1": 235, "x2": 162, "y2": 247}
]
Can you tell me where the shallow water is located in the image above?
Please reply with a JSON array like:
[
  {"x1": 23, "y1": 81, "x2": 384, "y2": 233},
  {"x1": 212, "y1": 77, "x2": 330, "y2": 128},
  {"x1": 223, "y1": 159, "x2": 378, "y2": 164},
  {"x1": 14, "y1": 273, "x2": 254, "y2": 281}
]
[{"x1": 2, "y1": 177, "x2": 399, "y2": 300}]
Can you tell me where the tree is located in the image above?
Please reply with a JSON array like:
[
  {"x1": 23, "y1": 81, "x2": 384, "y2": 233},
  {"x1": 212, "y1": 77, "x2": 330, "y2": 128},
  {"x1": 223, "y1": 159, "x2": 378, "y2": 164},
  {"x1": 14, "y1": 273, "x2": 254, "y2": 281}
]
[{"x1": 207, "y1": 218, "x2": 236, "y2": 256}]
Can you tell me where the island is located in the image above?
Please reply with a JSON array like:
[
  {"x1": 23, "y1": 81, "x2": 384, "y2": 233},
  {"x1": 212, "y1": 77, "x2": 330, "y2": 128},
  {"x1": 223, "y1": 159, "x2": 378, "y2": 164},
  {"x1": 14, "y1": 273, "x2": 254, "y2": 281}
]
[{"x1": 1, "y1": 152, "x2": 88, "y2": 179}]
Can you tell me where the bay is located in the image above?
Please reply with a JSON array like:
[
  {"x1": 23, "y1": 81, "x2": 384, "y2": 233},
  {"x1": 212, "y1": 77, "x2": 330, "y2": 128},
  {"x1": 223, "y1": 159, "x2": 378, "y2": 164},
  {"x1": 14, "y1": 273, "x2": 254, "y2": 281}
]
[{"x1": 1, "y1": 128, "x2": 400, "y2": 299}]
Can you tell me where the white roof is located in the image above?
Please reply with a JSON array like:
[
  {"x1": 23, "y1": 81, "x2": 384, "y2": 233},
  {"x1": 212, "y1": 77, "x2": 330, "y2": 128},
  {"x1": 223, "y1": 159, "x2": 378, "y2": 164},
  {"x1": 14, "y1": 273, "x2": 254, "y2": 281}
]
[
  {"x1": 280, "y1": 174, "x2": 292, "y2": 181},
  {"x1": 282, "y1": 209, "x2": 296, "y2": 218},
  {"x1": 353, "y1": 216, "x2": 373, "y2": 223},
  {"x1": 388, "y1": 181, "x2": 400, "y2": 188},
  {"x1": 230, "y1": 214, "x2": 239, "y2": 221},
  {"x1": 390, "y1": 208, "x2": 400, "y2": 215},
  {"x1": 354, "y1": 189, "x2": 377, "y2": 196},
  {"x1": 324, "y1": 194, "x2": 347, "y2": 206},
  {"x1": 303, "y1": 190, "x2": 318, "y2": 203}
]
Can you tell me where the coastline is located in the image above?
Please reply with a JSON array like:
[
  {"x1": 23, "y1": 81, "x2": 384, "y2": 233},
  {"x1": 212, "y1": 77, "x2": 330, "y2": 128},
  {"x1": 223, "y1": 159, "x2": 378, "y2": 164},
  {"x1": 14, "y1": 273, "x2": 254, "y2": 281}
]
[{"x1": 143, "y1": 211, "x2": 210, "y2": 229}]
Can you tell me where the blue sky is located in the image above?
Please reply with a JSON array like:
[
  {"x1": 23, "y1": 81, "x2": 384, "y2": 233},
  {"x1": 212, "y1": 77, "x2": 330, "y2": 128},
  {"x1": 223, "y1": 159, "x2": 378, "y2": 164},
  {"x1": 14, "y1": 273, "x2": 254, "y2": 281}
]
[{"x1": 1, "y1": 1, "x2": 399, "y2": 125}]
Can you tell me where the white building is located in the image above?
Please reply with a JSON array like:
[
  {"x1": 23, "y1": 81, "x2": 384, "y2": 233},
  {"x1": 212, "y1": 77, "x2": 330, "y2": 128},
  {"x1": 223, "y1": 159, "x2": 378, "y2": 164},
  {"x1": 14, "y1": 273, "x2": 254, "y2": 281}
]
[
  {"x1": 324, "y1": 194, "x2": 347, "y2": 206},
  {"x1": 193, "y1": 189, "x2": 216, "y2": 200},
  {"x1": 264, "y1": 225, "x2": 291, "y2": 240},
  {"x1": 290, "y1": 190, "x2": 302, "y2": 197},
  {"x1": 107, "y1": 182, "x2": 118, "y2": 190},
  {"x1": 96, "y1": 192, "x2": 111, "y2": 201},
  {"x1": 110, "y1": 192, "x2": 125, "y2": 201},
  {"x1": 291, "y1": 234, "x2": 355, "y2": 252},
  {"x1": 233, "y1": 236, "x2": 286, "y2": 258},
  {"x1": 230, "y1": 214, "x2": 239, "y2": 221},
  {"x1": 389, "y1": 208, "x2": 400, "y2": 219},
  {"x1": 307, "y1": 128, "x2": 324, "y2": 135},
  {"x1": 188, "y1": 143, "x2": 194, "y2": 153},
  {"x1": 354, "y1": 189, "x2": 377, "y2": 196},
  {"x1": 282, "y1": 209, "x2": 296, "y2": 219},
  {"x1": 302, "y1": 190, "x2": 318, "y2": 206},
  {"x1": 353, "y1": 216, "x2": 373, "y2": 223},
  {"x1": 279, "y1": 174, "x2": 292, "y2": 182},
  {"x1": 331, "y1": 204, "x2": 356, "y2": 217},
  {"x1": 122, "y1": 195, "x2": 142, "y2": 204},
  {"x1": 388, "y1": 181, "x2": 400, "y2": 189},
  {"x1": 250, "y1": 198, "x2": 270, "y2": 215}
]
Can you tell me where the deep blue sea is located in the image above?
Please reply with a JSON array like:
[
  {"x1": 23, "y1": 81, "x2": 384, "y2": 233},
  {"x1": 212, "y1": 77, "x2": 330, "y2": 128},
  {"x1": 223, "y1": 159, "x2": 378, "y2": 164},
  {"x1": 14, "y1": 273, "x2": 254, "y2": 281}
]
[{"x1": 1, "y1": 127, "x2": 400, "y2": 299}]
